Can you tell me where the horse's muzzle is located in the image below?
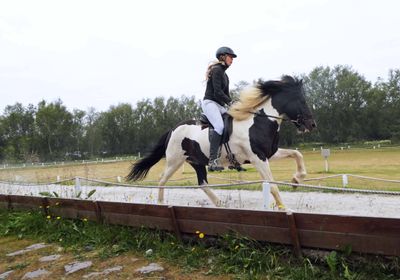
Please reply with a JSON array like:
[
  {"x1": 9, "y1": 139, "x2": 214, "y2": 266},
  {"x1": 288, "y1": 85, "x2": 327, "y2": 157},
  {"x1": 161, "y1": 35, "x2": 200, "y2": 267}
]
[{"x1": 296, "y1": 117, "x2": 317, "y2": 133}]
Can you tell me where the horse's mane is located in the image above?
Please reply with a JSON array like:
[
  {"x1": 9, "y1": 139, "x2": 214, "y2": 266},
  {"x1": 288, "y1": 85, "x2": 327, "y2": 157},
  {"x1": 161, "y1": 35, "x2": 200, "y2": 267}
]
[
  {"x1": 228, "y1": 86, "x2": 268, "y2": 121},
  {"x1": 228, "y1": 75, "x2": 300, "y2": 121}
]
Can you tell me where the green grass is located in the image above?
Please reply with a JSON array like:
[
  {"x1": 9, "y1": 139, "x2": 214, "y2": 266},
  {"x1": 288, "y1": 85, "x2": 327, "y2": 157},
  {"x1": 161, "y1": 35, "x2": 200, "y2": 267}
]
[{"x1": 0, "y1": 209, "x2": 399, "y2": 280}]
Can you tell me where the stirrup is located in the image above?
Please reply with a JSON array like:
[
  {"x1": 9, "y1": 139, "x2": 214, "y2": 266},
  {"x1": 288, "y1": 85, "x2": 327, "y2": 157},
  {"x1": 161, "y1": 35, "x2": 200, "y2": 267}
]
[
  {"x1": 208, "y1": 159, "x2": 224, "y2": 172},
  {"x1": 228, "y1": 164, "x2": 246, "y2": 172},
  {"x1": 226, "y1": 152, "x2": 246, "y2": 172}
]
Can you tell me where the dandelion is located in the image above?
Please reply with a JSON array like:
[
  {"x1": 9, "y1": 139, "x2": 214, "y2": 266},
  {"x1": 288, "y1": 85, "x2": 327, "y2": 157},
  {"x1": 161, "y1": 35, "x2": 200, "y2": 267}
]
[
  {"x1": 46, "y1": 215, "x2": 51, "y2": 219},
  {"x1": 83, "y1": 218, "x2": 88, "y2": 222},
  {"x1": 56, "y1": 216, "x2": 61, "y2": 220},
  {"x1": 195, "y1": 230, "x2": 200, "y2": 234},
  {"x1": 199, "y1": 233, "x2": 205, "y2": 239}
]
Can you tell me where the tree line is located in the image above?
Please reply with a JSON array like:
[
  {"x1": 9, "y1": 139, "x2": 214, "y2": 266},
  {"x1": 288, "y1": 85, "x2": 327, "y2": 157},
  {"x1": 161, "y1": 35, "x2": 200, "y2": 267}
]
[{"x1": 1, "y1": 65, "x2": 399, "y2": 162}]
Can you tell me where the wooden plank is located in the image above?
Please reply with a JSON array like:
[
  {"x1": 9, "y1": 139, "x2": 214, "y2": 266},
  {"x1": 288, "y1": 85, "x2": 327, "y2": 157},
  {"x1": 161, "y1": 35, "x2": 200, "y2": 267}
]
[
  {"x1": 178, "y1": 219, "x2": 291, "y2": 244},
  {"x1": 295, "y1": 213, "x2": 400, "y2": 236},
  {"x1": 1, "y1": 194, "x2": 399, "y2": 256},
  {"x1": 98, "y1": 201, "x2": 171, "y2": 218},
  {"x1": 102, "y1": 212, "x2": 173, "y2": 230},
  {"x1": 173, "y1": 206, "x2": 288, "y2": 228},
  {"x1": 299, "y1": 230, "x2": 400, "y2": 256}
]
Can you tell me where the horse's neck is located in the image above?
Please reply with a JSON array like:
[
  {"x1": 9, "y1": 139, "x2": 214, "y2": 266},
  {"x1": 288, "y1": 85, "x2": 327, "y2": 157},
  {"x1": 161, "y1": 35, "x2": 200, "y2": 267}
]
[{"x1": 258, "y1": 98, "x2": 281, "y2": 120}]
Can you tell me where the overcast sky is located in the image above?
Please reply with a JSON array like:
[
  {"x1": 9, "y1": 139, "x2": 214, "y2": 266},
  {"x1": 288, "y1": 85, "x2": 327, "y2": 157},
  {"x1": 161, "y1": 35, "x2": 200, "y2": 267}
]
[{"x1": 1, "y1": 0, "x2": 399, "y2": 113}]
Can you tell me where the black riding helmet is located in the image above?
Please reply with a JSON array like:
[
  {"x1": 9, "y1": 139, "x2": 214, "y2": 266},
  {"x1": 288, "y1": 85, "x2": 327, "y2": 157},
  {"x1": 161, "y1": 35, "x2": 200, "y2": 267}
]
[{"x1": 216, "y1": 46, "x2": 237, "y2": 59}]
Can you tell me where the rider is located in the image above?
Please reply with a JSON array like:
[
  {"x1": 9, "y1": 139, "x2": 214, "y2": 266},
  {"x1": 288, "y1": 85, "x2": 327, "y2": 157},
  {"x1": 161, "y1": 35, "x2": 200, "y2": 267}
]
[{"x1": 202, "y1": 46, "x2": 236, "y2": 172}]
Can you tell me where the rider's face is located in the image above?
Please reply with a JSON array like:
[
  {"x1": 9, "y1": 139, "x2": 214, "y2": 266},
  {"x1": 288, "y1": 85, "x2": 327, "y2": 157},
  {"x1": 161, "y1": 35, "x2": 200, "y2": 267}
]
[{"x1": 225, "y1": 55, "x2": 234, "y2": 66}]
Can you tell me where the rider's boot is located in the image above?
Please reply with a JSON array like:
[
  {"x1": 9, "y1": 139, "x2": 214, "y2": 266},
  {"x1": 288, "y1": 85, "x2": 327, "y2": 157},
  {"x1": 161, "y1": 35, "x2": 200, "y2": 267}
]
[{"x1": 208, "y1": 131, "x2": 224, "y2": 172}]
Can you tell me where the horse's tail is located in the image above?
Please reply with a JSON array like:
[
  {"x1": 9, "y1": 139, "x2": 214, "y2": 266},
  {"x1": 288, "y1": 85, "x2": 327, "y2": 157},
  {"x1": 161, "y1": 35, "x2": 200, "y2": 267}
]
[{"x1": 126, "y1": 130, "x2": 171, "y2": 181}]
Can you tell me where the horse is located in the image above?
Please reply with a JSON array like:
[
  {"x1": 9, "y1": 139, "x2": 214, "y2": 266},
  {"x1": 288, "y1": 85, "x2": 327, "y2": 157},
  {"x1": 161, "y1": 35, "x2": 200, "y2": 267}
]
[{"x1": 126, "y1": 75, "x2": 316, "y2": 209}]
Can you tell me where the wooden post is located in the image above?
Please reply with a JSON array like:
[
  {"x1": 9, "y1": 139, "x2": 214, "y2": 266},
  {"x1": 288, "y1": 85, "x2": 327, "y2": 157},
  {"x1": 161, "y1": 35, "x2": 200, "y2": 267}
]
[
  {"x1": 262, "y1": 182, "x2": 270, "y2": 210},
  {"x1": 168, "y1": 206, "x2": 182, "y2": 241},
  {"x1": 286, "y1": 211, "x2": 303, "y2": 258},
  {"x1": 93, "y1": 201, "x2": 103, "y2": 223},
  {"x1": 6, "y1": 195, "x2": 12, "y2": 210},
  {"x1": 42, "y1": 197, "x2": 49, "y2": 216}
]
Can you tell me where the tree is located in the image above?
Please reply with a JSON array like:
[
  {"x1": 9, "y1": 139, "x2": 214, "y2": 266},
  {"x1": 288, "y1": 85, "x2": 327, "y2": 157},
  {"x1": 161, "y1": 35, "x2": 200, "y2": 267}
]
[
  {"x1": 35, "y1": 100, "x2": 74, "y2": 160},
  {"x1": 1, "y1": 103, "x2": 36, "y2": 161}
]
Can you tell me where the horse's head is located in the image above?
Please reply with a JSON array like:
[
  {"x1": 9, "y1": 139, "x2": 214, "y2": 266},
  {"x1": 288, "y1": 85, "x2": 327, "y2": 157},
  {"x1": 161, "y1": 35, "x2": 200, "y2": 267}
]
[{"x1": 260, "y1": 76, "x2": 316, "y2": 133}]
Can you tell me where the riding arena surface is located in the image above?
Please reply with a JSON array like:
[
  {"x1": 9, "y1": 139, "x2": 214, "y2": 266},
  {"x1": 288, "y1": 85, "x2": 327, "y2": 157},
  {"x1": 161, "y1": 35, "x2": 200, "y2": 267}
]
[{"x1": 0, "y1": 182, "x2": 398, "y2": 219}]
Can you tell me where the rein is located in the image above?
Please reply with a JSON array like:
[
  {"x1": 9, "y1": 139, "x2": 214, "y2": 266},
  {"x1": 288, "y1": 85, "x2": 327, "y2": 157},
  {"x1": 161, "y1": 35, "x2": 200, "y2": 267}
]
[{"x1": 247, "y1": 110, "x2": 302, "y2": 125}]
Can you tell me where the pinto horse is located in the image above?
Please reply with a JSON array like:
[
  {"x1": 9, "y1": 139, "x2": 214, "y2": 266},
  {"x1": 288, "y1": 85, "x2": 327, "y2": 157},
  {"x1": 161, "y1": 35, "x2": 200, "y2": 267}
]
[{"x1": 127, "y1": 76, "x2": 316, "y2": 208}]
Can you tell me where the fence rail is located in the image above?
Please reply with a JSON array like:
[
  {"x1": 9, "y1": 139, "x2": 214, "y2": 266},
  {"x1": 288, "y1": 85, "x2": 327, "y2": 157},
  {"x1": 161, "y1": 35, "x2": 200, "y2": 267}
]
[{"x1": 1, "y1": 194, "x2": 399, "y2": 257}]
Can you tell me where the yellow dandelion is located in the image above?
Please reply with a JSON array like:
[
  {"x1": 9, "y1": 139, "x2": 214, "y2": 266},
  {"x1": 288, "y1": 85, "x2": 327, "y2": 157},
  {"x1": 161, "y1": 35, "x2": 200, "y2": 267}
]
[
  {"x1": 83, "y1": 218, "x2": 88, "y2": 222},
  {"x1": 56, "y1": 216, "x2": 61, "y2": 220},
  {"x1": 46, "y1": 215, "x2": 51, "y2": 219},
  {"x1": 199, "y1": 233, "x2": 205, "y2": 239}
]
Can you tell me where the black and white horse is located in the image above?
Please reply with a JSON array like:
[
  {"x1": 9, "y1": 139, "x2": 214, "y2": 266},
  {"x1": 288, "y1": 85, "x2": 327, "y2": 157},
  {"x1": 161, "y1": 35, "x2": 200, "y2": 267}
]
[{"x1": 127, "y1": 76, "x2": 316, "y2": 208}]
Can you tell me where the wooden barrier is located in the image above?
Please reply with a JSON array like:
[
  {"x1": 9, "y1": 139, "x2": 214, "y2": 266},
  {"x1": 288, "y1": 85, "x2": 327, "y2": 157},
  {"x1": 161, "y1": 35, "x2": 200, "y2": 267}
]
[{"x1": 0, "y1": 194, "x2": 399, "y2": 256}]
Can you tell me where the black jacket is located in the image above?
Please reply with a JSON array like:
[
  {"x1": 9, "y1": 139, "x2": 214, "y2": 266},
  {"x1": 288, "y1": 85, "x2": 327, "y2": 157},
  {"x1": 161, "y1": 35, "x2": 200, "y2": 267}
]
[{"x1": 203, "y1": 63, "x2": 232, "y2": 106}]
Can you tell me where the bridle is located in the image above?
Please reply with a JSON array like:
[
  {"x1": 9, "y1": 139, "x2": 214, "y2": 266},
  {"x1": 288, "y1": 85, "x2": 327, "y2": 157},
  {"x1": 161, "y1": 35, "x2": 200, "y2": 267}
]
[{"x1": 248, "y1": 110, "x2": 304, "y2": 126}]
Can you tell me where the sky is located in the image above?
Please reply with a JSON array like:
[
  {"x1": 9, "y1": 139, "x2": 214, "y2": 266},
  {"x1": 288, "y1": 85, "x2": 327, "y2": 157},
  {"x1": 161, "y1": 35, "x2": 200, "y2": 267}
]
[{"x1": 1, "y1": 0, "x2": 399, "y2": 113}]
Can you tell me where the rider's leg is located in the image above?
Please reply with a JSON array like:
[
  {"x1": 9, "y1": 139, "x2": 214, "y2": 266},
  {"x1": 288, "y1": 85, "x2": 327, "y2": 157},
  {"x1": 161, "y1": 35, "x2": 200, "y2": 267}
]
[
  {"x1": 208, "y1": 130, "x2": 224, "y2": 171},
  {"x1": 202, "y1": 100, "x2": 225, "y2": 171}
]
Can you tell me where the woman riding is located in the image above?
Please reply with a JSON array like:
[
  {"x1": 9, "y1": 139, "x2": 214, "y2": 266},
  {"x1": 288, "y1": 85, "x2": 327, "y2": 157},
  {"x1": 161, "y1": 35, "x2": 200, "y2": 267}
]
[{"x1": 202, "y1": 46, "x2": 237, "y2": 171}]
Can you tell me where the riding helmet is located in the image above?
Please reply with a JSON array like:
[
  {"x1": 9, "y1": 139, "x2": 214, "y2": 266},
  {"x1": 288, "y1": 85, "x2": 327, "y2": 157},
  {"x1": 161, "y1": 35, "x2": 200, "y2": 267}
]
[{"x1": 216, "y1": 46, "x2": 237, "y2": 59}]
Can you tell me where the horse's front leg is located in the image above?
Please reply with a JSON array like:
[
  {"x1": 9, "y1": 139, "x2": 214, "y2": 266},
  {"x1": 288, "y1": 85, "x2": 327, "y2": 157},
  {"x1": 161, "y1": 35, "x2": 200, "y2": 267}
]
[
  {"x1": 270, "y1": 148, "x2": 307, "y2": 185},
  {"x1": 250, "y1": 156, "x2": 285, "y2": 209}
]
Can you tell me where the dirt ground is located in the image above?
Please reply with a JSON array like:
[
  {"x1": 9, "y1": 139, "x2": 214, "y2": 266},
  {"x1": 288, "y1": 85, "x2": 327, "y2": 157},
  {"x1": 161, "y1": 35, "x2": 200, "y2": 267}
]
[{"x1": 0, "y1": 236, "x2": 232, "y2": 280}]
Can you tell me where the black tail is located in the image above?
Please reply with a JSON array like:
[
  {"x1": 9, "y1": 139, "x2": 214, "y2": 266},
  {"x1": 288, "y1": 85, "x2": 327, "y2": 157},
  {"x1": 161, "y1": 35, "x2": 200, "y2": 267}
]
[{"x1": 126, "y1": 131, "x2": 171, "y2": 181}]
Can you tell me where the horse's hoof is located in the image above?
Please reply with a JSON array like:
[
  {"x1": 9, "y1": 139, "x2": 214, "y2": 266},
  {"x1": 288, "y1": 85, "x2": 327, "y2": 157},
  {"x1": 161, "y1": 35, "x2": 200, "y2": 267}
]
[
  {"x1": 291, "y1": 177, "x2": 299, "y2": 189},
  {"x1": 278, "y1": 204, "x2": 286, "y2": 211}
]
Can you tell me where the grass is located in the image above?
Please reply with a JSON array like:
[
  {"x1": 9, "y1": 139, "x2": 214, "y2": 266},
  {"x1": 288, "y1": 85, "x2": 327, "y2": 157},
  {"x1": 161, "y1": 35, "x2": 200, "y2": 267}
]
[
  {"x1": 1, "y1": 147, "x2": 400, "y2": 191},
  {"x1": 0, "y1": 209, "x2": 399, "y2": 279}
]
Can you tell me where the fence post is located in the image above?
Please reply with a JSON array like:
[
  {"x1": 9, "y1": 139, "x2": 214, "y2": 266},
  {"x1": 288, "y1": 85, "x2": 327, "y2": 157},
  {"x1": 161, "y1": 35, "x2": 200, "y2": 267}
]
[
  {"x1": 75, "y1": 177, "x2": 82, "y2": 197},
  {"x1": 262, "y1": 182, "x2": 270, "y2": 210},
  {"x1": 342, "y1": 174, "x2": 348, "y2": 188}
]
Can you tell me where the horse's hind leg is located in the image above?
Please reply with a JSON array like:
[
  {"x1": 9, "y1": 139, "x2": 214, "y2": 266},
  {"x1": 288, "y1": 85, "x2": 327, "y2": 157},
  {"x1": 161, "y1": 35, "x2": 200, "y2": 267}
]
[
  {"x1": 190, "y1": 163, "x2": 221, "y2": 206},
  {"x1": 270, "y1": 148, "x2": 307, "y2": 187},
  {"x1": 158, "y1": 157, "x2": 185, "y2": 204}
]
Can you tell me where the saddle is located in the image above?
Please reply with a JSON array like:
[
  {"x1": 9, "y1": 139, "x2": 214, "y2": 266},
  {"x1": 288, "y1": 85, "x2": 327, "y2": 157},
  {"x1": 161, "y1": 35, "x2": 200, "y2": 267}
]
[
  {"x1": 200, "y1": 113, "x2": 233, "y2": 144},
  {"x1": 199, "y1": 113, "x2": 245, "y2": 171}
]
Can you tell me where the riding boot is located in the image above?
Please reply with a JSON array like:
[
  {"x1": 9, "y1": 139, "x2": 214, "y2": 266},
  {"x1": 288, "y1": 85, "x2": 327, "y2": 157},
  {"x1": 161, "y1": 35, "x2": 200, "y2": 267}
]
[{"x1": 208, "y1": 131, "x2": 224, "y2": 172}]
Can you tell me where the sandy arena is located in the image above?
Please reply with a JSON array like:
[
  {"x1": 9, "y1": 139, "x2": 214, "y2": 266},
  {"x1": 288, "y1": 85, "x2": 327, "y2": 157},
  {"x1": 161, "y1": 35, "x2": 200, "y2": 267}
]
[{"x1": 1, "y1": 182, "x2": 399, "y2": 218}]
